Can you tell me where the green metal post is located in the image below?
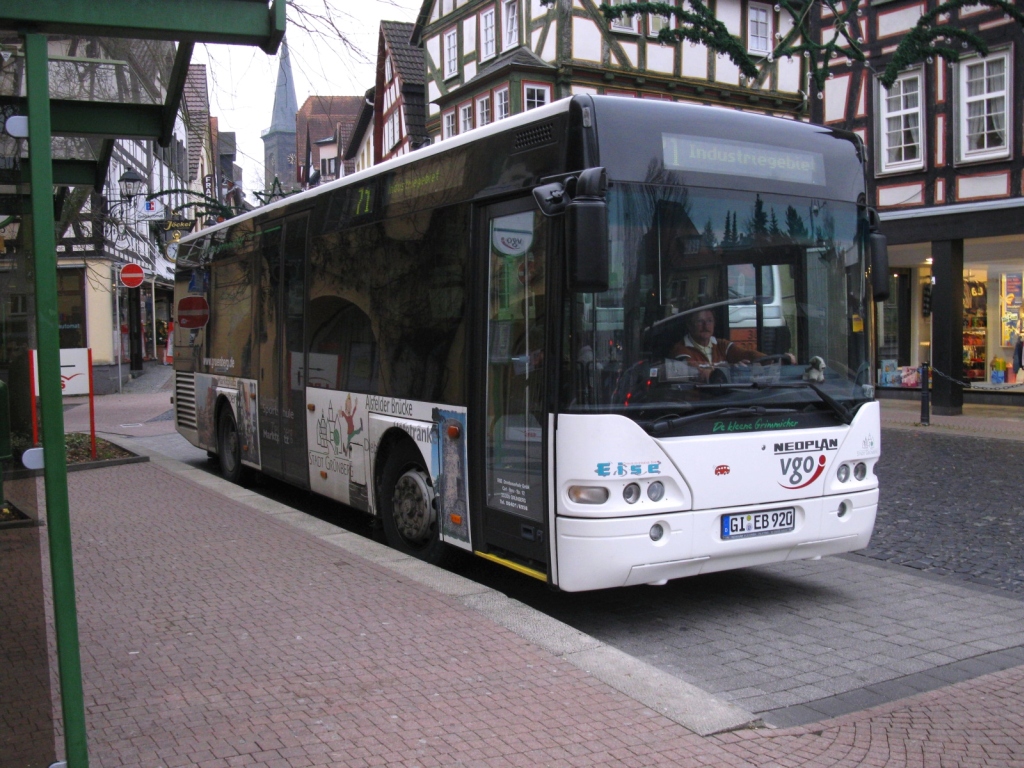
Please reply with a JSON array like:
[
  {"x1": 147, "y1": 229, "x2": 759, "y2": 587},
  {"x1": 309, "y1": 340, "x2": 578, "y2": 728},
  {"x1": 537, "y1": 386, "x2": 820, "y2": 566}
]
[{"x1": 25, "y1": 32, "x2": 90, "y2": 767}]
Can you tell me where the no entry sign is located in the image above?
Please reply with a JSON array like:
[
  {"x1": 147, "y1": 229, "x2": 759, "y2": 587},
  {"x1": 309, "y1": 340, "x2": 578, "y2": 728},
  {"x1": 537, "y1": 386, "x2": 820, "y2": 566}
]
[
  {"x1": 177, "y1": 296, "x2": 210, "y2": 329},
  {"x1": 119, "y1": 263, "x2": 145, "y2": 288}
]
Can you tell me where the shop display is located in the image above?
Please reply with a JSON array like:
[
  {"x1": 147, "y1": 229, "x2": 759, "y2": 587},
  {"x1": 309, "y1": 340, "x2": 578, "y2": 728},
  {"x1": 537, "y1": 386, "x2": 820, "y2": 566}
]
[
  {"x1": 963, "y1": 281, "x2": 986, "y2": 381},
  {"x1": 1001, "y1": 273, "x2": 1022, "y2": 347}
]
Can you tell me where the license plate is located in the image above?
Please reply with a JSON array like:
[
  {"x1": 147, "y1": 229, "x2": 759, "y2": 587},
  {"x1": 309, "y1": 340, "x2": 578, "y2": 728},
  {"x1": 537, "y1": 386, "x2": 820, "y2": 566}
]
[{"x1": 721, "y1": 508, "x2": 795, "y2": 540}]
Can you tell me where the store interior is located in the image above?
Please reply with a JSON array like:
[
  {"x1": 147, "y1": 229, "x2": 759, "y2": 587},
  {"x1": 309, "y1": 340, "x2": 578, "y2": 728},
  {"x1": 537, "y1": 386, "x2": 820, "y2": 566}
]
[{"x1": 880, "y1": 235, "x2": 1024, "y2": 390}]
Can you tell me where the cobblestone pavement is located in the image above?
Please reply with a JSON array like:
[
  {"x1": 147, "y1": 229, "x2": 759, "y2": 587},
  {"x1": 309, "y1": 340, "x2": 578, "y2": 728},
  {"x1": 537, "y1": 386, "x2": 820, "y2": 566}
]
[
  {"x1": 861, "y1": 429, "x2": 1024, "y2": 594},
  {"x1": 47, "y1": 461, "x2": 1024, "y2": 766}
]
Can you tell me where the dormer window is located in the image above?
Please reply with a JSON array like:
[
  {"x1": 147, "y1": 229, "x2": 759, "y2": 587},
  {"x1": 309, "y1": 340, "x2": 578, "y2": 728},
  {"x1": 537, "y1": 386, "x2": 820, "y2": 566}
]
[{"x1": 384, "y1": 56, "x2": 393, "y2": 84}]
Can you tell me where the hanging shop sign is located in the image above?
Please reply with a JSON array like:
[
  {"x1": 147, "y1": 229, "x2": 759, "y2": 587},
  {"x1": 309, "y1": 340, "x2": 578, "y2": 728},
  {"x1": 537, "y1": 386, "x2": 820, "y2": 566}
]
[{"x1": 160, "y1": 218, "x2": 196, "y2": 244}]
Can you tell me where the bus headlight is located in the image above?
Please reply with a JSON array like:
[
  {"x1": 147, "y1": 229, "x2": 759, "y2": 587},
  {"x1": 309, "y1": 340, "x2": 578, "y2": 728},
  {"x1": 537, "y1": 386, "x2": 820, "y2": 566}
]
[
  {"x1": 647, "y1": 481, "x2": 665, "y2": 501},
  {"x1": 854, "y1": 462, "x2": 867, "y2": 481},
  {"x1": 837, "y1": 464, "x2": 850, "y2": 483},
  {"x1": 568, "y1": 486, "x2": 609, "y2": 504},
  {"x1": 623, "y1": 483, "x2": 641, "y2": 504}
]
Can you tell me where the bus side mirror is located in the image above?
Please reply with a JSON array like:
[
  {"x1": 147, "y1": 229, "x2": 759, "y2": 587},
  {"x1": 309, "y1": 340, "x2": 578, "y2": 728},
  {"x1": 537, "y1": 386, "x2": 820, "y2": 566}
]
[
  {"x1": 867, "y1": 208, "x2": 889, "y2": 302},
  {"x1": 565, "y1": 167, "x2": 609, "y2": 293}
]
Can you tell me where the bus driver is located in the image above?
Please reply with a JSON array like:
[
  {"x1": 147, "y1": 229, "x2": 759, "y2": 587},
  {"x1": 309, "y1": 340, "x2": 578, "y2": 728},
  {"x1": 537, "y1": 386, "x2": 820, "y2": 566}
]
[{"x1": 671, "y1": 309, "x2": 795, "y2": 377}]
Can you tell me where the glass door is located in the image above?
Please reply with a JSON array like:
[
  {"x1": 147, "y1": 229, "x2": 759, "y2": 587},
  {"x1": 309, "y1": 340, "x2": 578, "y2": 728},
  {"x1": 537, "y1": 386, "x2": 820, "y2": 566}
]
[
  {"x1": 256, "y1": 213, "x2": 309, "y2": 486},
  {"x1": 481, "y1": 201, "x2": 549, "y2": 565}
]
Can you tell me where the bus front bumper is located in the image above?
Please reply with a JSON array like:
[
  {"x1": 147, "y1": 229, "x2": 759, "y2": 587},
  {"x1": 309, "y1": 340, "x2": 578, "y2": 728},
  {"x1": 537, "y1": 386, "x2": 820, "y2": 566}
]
[{"x1": 554, "y1": 488, "x2": 878, "y2": 592}]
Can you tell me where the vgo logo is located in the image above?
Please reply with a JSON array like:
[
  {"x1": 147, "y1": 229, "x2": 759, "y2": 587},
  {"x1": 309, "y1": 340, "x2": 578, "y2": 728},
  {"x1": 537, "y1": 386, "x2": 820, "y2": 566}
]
[{"x1": 774, "y1": 439, "x2": 837, "y2": 489}]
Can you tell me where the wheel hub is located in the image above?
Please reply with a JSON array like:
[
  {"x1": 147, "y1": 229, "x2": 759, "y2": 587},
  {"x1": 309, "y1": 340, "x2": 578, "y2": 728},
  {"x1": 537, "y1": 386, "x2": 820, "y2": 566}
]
[{"x1": 392, "y1": 469, "x2": 435, "y2": 546}]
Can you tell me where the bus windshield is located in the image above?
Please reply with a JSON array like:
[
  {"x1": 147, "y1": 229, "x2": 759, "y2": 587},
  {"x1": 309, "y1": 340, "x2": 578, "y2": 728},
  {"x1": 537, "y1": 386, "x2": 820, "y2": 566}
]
[{"x1": 563, "y1": 183, "x2": 872, "y2": 431}]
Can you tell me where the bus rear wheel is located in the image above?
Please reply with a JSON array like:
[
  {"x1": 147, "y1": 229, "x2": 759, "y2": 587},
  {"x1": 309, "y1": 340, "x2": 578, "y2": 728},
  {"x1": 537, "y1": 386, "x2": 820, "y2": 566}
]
[
  {"x1": 379, "y1": 443, "x2": 450, "y2": 565},
  {"x1": 217, "y1": 406, "x2": 248, "y2": 484}
]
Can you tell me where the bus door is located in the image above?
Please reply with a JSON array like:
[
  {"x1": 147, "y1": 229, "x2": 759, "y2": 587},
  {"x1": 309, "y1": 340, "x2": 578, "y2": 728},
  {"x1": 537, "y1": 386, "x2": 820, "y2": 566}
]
[
  {"x1": 476, "y1": 201, "x2": 550, "y2": 567},
  {"x1": 256, "y1": 213, "x2": 310, "y2": 488}
]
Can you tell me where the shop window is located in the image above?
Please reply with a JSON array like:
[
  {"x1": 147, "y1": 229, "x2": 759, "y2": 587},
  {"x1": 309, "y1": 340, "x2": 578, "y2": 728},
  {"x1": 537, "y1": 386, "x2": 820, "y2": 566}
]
[
  {"x1": 57, "y1": 267, "x2": 86, "y2": 349},
  {"x1": 876, "y1": 271, "x2": 911, "y2": 374},
  {"x1": 963, "y1": 278, "x2": 987, "y2": 381}
]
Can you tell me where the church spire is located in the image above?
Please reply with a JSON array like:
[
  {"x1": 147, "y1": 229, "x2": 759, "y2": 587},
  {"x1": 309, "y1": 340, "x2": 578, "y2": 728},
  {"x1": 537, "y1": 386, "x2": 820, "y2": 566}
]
[
  {"x1": 261, "y1": 36, "x2": 299, "y2": 195},
  {"x1": 269, "y1": 36, "x2": 299, "y2": 134}
]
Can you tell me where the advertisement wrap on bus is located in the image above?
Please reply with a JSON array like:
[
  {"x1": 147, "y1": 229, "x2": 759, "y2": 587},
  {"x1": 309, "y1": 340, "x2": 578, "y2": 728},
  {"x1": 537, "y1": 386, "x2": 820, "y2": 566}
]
[{"x1": 173, "y1": 95, "x2": 888, "y2": 591}]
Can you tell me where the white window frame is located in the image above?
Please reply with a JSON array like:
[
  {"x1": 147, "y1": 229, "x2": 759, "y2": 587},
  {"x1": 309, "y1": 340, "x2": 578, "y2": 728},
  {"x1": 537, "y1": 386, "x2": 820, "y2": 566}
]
[
  {"x1": 459, "y1": 102, "x2": 474, "y2": 133},
  {"x1": 480, "y1": 6, "x2": 497, "y2": 61},
  {"x1": 442, "y1": 110, "x2": 456, "y2": 140},
  {"x1": 747, "y1": 2, "x2": 773, "y2": 56},
  {"x1": 443, "y1": 28, "x2": 459, "y2": 80},
  {"x1": 384, "y1": 57, "x2": 393, "y2": 84},
  {"x1": 502, "y1": 0, "x2": 519, "y2": 50},
  {"x1": 878, "y1": 70, "x2": 924, "y2": 174},
  {"x1": 476, "y1": 93, "x2": 493, "y2": 127},
  {"x1": 956, "y1": 50, "x2": 1011, "y2": 164},
  {"x1": 648, "y1": 4, "x2": 672, "y2": 37},
  {"x1": 385, "y1": 111, "x2": 402, "y2": 151},
  {"x1": 495, "y1": 86, "x2": 511, "y2": 120},
  {"x1": 610, "y1": 0, "x2": 639, "y2": 33},
  {"x1": 523, "y1": 82, "x2": 551, "y2": 111}
]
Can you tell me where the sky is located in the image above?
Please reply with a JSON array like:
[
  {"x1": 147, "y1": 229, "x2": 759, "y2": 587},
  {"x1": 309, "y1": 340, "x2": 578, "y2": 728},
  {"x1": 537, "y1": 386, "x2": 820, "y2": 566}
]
[{"x1": 192, "y1": 0, "x2": 423, "y2": 197}]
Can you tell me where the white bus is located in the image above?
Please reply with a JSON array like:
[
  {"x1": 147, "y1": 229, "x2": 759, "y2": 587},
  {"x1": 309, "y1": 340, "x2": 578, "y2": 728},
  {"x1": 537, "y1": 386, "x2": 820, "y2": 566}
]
[{"x1": 173, "y1": 95, "x2": 889, "y2": 591}]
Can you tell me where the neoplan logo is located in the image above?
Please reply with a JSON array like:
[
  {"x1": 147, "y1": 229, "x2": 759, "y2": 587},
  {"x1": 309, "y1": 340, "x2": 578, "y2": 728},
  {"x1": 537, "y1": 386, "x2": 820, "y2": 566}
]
[
  {"x1": 779, "y1": 454, "x2": 826, "y2": 489},
  {"x1": 773, "y1": 439, "x2": 838, "y2": 454}
]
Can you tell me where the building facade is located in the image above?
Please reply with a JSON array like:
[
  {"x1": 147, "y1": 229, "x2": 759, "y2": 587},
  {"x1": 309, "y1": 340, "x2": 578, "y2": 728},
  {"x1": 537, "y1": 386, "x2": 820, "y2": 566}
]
[
  {"x1": 412, "y1": 0, "x2": 808, "y2": 143},
  {"x1": 344, "y1": 87, "x2": 377, "y2": 174},
  {"x1": 296, "y1": 95, "x2": 364, "y2": 184},
  {"x1": 813, "y1": 1, "x2": 1024, "y2": 412},
  {"x1": 375, "y1": 21, "x2": 429, "y2": 163}
]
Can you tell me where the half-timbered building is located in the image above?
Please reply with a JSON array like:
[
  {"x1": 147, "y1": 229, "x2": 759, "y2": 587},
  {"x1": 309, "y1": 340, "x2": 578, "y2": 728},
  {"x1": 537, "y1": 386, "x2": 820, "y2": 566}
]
[
  {"x1": 813, "y1": 2, "x2": 1024, "y2": 412},
  {"x1": 411, "y1": 0, "x2": 810, "y2": 142},
  {"x1": 376, "y1": 21, "x2": 430, "y2": 163}
]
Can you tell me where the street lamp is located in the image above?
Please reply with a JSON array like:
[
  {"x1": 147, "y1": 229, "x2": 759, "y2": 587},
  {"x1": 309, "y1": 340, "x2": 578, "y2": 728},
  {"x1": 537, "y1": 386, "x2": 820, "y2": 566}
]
[
  {"x1": 118, "y1": 168, "x2": 147, "y2": 201},
  {"x1": 110, "y1": 168, "x2": 150, "y2": 378}
]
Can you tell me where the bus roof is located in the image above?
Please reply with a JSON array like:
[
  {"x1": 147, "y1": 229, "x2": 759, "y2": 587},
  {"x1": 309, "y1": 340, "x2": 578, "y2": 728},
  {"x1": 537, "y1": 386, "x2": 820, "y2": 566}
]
[{"x1": 182, "y1": 96, "x2": 863, "y2": 247}]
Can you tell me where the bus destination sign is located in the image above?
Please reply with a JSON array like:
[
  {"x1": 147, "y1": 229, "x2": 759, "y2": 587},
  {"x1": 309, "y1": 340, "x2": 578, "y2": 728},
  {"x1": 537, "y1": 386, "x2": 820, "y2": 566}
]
[{"x1": 663, "y1": 134, "x2": 825, "y2": 186}]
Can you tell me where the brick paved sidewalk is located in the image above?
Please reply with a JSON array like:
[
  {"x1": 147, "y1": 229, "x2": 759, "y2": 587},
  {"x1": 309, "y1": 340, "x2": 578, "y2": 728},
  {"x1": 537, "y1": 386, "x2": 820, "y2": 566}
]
[
  {"x1": 44, "y1": 455, "x2": 1024, "y2": 766},
  {"x1": 880, "y1": 398, "x2": 1024, "y2": 441}
]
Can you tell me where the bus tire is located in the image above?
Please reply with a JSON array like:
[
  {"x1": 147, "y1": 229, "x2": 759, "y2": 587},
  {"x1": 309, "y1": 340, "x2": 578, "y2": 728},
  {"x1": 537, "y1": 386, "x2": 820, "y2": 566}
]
[
  {"x1": 217, "y1": 406, "x2": 248, "y2": 485},
  {"x1": 379, "y1": 442, "x2": 450, "y2": 566}
]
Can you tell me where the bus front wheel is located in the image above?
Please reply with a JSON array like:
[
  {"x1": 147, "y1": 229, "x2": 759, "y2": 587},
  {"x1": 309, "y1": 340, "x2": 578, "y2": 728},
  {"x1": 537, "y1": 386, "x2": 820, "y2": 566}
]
[
  {"x1": 217, "y1": 406, "x2": 248, "y2": 484},
  {"x1": 379, "y1": 443, "x2": 450, "y2": 565}
]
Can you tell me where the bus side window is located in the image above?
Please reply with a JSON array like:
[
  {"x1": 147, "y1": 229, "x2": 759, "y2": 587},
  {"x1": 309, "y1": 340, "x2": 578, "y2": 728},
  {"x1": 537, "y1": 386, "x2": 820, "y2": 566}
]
[{"x1": 307, "y1": 296, "x2": 379, "y2": 393}]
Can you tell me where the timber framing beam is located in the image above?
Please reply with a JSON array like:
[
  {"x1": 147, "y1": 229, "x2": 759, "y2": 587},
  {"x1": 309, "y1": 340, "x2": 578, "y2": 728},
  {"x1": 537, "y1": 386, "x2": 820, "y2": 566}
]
[{"x1": 0, "y1": 0, "x2": 284, "y2": 53}]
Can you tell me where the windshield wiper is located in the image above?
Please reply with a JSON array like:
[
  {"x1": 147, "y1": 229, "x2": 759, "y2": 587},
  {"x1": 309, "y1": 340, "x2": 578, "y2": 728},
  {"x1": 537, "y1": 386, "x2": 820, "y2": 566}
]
[
  {"x1": 692, "y1": 379, "x2": 856, "y2": 424},
  {"x1": 648, "y1": 405, "x2": 799, "y2": 434}
]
